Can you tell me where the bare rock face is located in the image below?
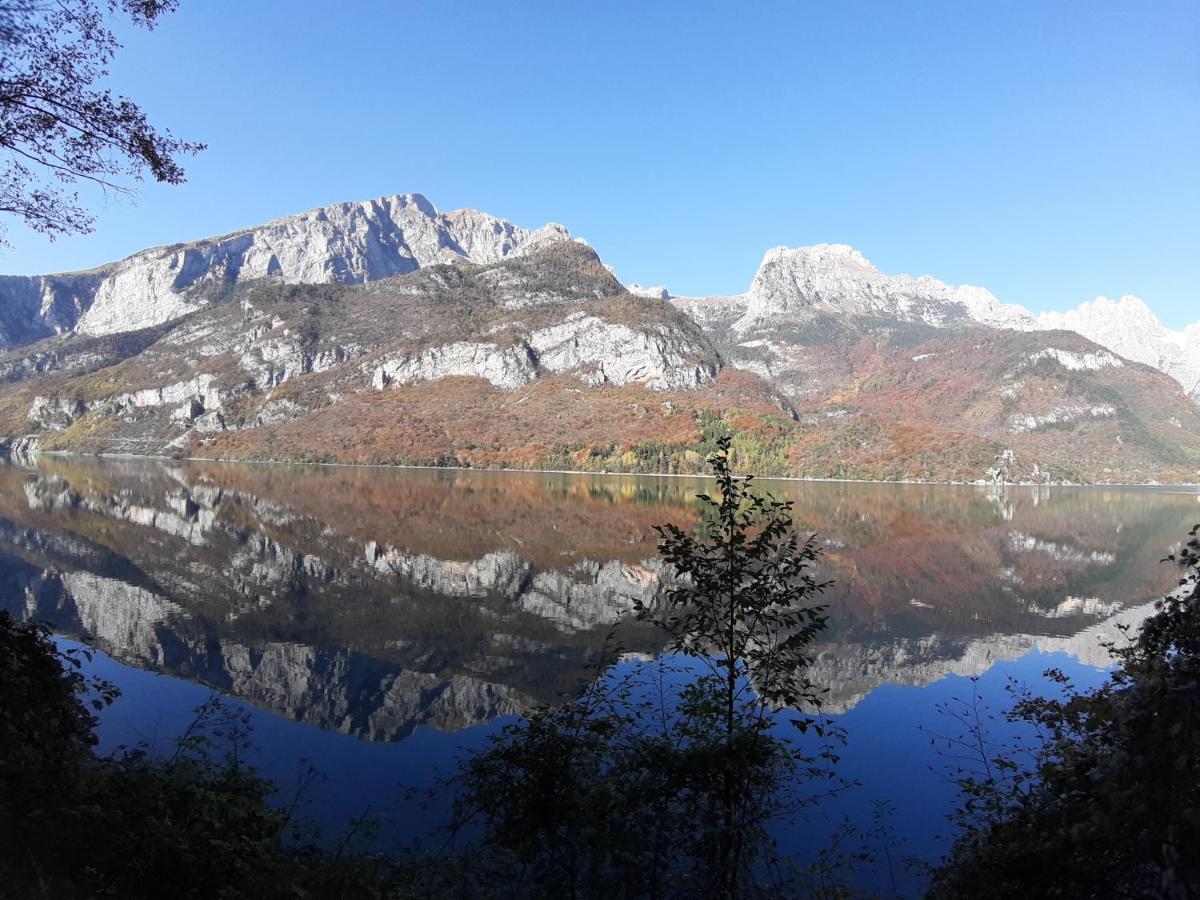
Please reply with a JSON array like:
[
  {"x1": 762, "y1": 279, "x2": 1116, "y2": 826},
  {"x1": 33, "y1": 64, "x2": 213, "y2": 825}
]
[
  {"x1": 372, "y1": 341, "x2": 540, "y2": 392},
  {"x1": 368, "y1": 311, "x2": 718, "y2": 393},
  {"x1": 0, "y1": 271, "x2": 107, "y2": 347},
  {"x1": 529, "y1": 313, "x2": 717, "y2": 390},
  {"x1": 0, "y1": 193, "x2": 574, "y2": 347}
]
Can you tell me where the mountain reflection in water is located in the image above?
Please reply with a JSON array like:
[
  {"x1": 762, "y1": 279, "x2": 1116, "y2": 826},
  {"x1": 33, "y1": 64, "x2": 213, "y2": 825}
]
[{"x1": 0, "y1": 456, "x2": 1195, "y2": 739}]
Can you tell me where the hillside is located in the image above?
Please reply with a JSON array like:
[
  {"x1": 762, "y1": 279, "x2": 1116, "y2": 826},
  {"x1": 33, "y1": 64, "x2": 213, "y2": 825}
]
[{"x1": 670, "y1": 242, "x2": 1200, "y2": 404}]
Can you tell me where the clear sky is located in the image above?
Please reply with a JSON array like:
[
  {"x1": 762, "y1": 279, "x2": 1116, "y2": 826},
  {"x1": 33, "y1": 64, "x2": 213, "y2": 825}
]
[{"x1": 3, "y1": 1, "x2": 1197, "y2": 327}]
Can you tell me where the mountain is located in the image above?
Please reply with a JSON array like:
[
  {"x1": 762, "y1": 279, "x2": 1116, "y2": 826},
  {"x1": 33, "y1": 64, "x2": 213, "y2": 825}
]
[
  {"x1": 0, "y1": 195, "x2": 1197, "y2": 483},
  {"x1": 670, "y1": 244, "x2": 1200, "y2": 482},
  {"x1": 738, "y1": 243, "x2": 1038, "y2": 332},
  {"x1": 1037, "y1": 296, "x2": 1200, "y2": 404},
  {"x1": 669, "y1": 244, "x2": 1199, "y2": 403},
  {"x1": 0, "y1": 193, "x2": 572, "y2": 347},
  {"x1": 0, "y1": 238, "x2": 775, "y2": 469}
]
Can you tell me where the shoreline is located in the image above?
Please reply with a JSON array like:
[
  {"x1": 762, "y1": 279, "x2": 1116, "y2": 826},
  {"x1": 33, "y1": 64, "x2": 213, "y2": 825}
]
[{"x1": 14, "y1": 448, "x2": 1200, "y2": 492}]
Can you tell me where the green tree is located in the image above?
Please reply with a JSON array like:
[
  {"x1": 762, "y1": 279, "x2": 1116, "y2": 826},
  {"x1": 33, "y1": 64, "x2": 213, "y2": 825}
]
[
  {"x1": 639, "y1": 434, "x2": 834, "y2": 896},
  {"x1": 449, "y1": 436, "x2": 841, "y2": 899}
]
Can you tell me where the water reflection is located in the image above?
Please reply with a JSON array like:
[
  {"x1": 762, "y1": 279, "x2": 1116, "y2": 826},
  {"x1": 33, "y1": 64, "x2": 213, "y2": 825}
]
[{"x1": 0, "y1": 456, "x2": 1194, "y2": 735}]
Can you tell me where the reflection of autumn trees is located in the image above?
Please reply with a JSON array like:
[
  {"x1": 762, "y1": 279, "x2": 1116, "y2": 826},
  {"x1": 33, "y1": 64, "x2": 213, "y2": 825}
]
[
  {"x1": 0, "y1": 463, "x2": 1192, "y2": 660},
  {"x1": 5, "y1": 458, "x2": 1192, "y2": 645},
  {"x1": 186, "y1": 462, "x2": 702, "y2": 568}
]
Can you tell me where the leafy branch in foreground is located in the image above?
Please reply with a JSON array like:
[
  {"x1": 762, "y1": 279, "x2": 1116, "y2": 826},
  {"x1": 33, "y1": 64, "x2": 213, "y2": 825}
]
[
  {"x1": 0, "y1": 0, "x2": 204, "y2": 242},
  {"x1": 639, "y1": 434, "x2": 838, "y2": 897}
]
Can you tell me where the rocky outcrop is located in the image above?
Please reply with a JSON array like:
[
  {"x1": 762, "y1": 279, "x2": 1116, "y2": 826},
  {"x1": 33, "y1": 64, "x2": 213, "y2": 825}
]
[
  {"x1": 24, "y1": 373, "x2": 235, "y2": 443},
  {"x1": 369, "y1": 314, "x2": 718, "y2": 392},
  {"x1": 1008, "y1": 404, "x2": 1117, "y2": 434},
  {"x1": 529, "y1": 313, "x2": 717, "y2": 390},
  {"x1": 0, "y1": 434, "x2": 41, "y2": 460},
  {"x1": 371, "y1": 341, "x2": 539, "y2": 391}
]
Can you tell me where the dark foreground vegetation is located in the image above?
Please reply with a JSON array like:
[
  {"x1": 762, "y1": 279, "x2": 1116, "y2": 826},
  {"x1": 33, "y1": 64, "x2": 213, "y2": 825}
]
[
  {"x1": 1, "y1": 441, "x2": 1197, "y2": 898},
  {"x1": 926, "y1": 521, "x2": 1200, "y2": 899}
]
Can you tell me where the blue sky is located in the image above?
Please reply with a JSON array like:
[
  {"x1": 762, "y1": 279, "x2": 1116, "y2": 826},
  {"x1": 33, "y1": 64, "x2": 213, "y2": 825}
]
[{"x1": 3, "y1": 1, "x2": 1197, "y2": 327}]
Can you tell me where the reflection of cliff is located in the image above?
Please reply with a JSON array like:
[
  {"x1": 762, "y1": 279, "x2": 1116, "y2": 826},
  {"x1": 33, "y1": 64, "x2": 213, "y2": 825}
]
[
  {"x1": 810, "y1": 600, "x2": 1155, "y2": 713},
  {"x1": 0, "y1": 455, "x2": 1195, "y2": 733},
  {"x1": 0, "y1": 459, "x2": 675, "y2": 739},
  {"x1": 3, "y1": 559, "x2": 526, "y2": 739},
  {"x1": 14, "y1": 466, "x2": 670, "y2": 636}
]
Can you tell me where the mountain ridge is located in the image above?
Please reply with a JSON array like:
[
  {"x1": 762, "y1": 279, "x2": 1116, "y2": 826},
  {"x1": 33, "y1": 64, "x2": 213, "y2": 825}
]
[
  {"x1": 4, "y1": 194, "x2": 1195, "y2": 403},
  {"x1": 0, "y1": 193, "x2": 575, "y2": 347}
]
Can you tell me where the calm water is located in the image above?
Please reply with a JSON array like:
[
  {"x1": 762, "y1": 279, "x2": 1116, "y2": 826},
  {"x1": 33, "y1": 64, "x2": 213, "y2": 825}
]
[{"x1": 2, "y1": 456, "x2": 1197, "y2": 890}]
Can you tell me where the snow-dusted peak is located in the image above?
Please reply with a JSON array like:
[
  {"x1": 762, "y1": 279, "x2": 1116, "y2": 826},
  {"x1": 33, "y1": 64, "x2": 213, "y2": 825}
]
[{"x1": 626, "y1": 283, "x2": 671, "y2": 300}]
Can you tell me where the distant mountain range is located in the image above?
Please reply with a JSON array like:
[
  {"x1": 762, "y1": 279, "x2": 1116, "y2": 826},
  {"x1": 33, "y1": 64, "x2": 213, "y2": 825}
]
[{"x1": 0, "y1": 193, "x2": 1196, "y2": 483}]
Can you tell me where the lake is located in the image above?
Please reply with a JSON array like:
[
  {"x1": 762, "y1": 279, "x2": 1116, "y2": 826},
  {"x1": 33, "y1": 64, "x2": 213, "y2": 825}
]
[{"x1": 2, "y1": 455, "x2": 1196, "y2": 892}]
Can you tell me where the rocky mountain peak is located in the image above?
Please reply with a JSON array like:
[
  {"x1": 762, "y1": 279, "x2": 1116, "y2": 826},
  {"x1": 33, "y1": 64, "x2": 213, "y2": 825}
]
[
  {"x1": 0, "y1": 194, "x2": 576, "y2": 347},
  {"x1": 1040, "y1": 295, "x2": 1160, "y2": 333},
  {"x1": 626, "y1": 283, "x2": 671, "y2": 301},
  {"x1": 765, "y1": 243, "x2": 875, "y2": 270},
  {"x1": 737, "y1": 242, "x2": 1032, "y2": 332}
]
